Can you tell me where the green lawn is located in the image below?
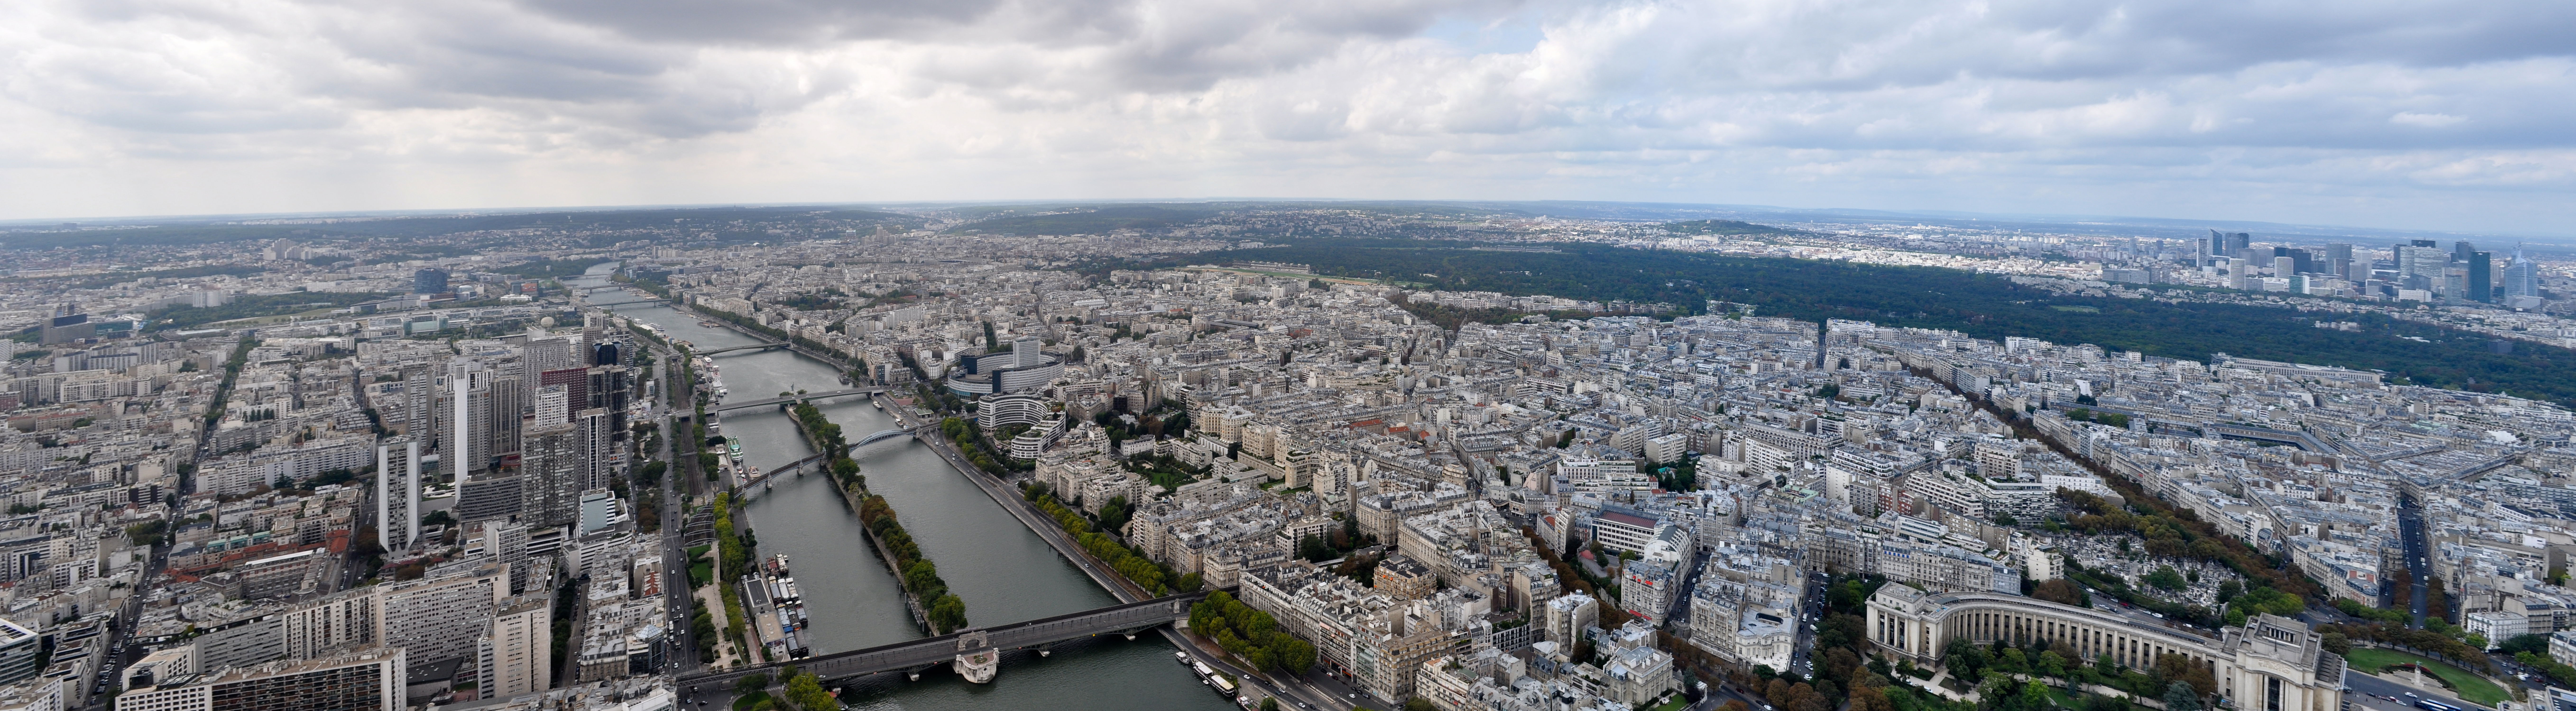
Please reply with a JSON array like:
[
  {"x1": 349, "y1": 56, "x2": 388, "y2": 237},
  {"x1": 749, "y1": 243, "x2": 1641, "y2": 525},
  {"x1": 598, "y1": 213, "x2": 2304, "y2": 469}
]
[
  {"x1": 2344, "y1": 648, "x2": 2508, "y2": 706},
  {"x1": 1651, "y1": 695, "x2": 1689, "y2": 711}
]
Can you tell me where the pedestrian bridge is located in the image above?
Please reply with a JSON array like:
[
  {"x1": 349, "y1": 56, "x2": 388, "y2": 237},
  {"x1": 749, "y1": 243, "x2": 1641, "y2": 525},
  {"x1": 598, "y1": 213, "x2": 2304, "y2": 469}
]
[{"x1": 678, "y1": 590, "x2": 1214, "y2": 687}]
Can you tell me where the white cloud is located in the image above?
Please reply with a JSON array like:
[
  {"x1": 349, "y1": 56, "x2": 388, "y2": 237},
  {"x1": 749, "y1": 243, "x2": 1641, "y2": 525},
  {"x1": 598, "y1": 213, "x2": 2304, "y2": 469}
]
[
  {"x1": 0, "y1": 0, "x2": 2571, "y2": 233},
  {"x1": 2390, "y1": 112, "x2": 2467, "y2": 128}
]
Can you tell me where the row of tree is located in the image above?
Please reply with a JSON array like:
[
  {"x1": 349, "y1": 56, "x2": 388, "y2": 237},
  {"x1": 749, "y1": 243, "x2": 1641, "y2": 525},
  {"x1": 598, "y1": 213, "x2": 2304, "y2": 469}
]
[
  {"x1": 789, "y1": 402, "x2": 865, "y2": 487},
  {"x1": 937, "y1": 416, "x2": 1012, "y2": 474},
  {"x1": 712, "y1": 492, "x2": 754, "y2": 660},
  {"x1": 2501, "y1": 634, "x2": 2576, "y2": 688},
  {"x1": 1189, "y1": 591, "x2": 1318, "y2": 675},
  {"x1": 856, "y1": 494, "x2": 970, "y2": 633},
  {"x1": 2059, "y1": 489, "x2": 2322, "y2": 600},
  {"x1": 1027, "y1": 488, "x2": 1191, "y2": 595}
]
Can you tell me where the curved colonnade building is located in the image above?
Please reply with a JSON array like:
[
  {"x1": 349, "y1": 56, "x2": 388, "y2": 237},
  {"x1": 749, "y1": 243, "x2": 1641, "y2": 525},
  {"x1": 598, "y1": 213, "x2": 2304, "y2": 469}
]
[{"x1": 1868, "y1": 586, "x2": 2346, "y2": 711}]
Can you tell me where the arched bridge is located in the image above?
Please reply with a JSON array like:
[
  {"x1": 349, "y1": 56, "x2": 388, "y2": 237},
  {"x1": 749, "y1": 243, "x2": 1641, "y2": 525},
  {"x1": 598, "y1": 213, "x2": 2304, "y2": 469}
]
[
  {"x1": 697, "y1": 341, "x2": 792, "y2": 356},
  {"x1": 679, "y1": 590, "x2": 1215, "y2": 687},
  {"x1": 710, "y1": 388, "x2": 886, "y2": 413},
  {"x1": 854, "y1": 427, "x2": 918, "y2": 447}
]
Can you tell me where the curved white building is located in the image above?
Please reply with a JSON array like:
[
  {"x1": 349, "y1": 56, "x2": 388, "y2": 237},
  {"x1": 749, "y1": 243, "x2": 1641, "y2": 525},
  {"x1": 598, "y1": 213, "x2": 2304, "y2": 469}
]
[{"x1": 1867, "y1": 586, "x2": 2344, "y2": 711}]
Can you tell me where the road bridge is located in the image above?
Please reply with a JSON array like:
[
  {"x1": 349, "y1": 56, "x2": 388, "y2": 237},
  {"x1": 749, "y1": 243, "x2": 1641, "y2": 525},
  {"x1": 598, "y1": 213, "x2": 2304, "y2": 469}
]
[
  {"x1": 698, "y1": 341, "x2": 792, "y2": 356},
  {"x1": 679, "y1": 590, "x2": 1212, "y2": 686},
  {"x1": 709, "y1": 388, "x2": 885, "y2": 413},
  {"x1": 732, "y1": 452, "x2": 836, "y2": 501}
]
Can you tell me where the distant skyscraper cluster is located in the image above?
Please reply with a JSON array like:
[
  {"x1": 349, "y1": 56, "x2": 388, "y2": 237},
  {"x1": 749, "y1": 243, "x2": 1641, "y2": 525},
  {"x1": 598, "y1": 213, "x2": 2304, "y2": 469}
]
[{"x1": 2200, "y1": 229, "x2": 2523, "y2": 305}]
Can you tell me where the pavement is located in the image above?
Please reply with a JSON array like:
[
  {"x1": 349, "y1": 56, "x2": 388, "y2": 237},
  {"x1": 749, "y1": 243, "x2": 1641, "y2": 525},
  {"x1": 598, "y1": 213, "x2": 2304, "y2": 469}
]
[
  {"x1": 2397, "y1": 493, "x2": 2432, "y2": 628},
  {"x1": 653, "y1": 348, "x2": 702, "y2": 674},
  {"x1": 2345, "y1": 666, "x2": 2499, "y2": 711},
  {"x1": 1788, "y1": 571, "x2": 1825, "y2": 679}
]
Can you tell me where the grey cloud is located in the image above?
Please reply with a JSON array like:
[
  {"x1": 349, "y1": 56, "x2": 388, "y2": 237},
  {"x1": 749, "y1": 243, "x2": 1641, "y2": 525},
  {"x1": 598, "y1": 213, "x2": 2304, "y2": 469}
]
[
  {"x1": 3, "y1": 0, "x2": 2573, "y2": 231},
  {"x1": 508, "y1": 0, "x2": 1019, "y2": 45}
]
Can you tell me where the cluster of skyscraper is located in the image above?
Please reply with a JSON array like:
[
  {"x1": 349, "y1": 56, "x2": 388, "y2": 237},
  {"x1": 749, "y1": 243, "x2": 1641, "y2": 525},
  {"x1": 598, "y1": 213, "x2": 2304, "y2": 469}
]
[
  {"x1": 2205, "y1": 230, "x2": 2540, "y2": 304},
  {"x1": 378, "y1": 333, "x2": 634, "y2": 575}
]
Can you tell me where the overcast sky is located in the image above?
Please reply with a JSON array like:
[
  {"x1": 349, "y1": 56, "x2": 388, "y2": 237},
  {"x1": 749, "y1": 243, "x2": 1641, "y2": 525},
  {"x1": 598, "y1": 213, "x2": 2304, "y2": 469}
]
[{"x1": 4, "y1": 0, "x2": 2571, "y2": 234}]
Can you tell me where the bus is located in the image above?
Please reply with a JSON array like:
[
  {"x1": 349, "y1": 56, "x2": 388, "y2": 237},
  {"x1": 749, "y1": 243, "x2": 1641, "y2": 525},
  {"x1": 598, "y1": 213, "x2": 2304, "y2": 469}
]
[{"x1": 2417, "y1": 699, "x2": 2461, "y2": 711}]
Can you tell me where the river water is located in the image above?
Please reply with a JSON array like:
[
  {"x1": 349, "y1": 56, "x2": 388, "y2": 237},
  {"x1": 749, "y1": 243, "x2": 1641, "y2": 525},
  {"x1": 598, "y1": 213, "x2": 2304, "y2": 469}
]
[{"x1": 568, "y1": 264, "x2": 1229, "y2": 711}]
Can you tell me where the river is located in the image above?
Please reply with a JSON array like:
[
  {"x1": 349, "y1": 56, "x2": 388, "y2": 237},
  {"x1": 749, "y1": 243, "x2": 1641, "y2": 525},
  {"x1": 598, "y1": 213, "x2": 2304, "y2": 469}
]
[{"x1": 567, "y1": 264, "x2": 1230, "y2": 711}]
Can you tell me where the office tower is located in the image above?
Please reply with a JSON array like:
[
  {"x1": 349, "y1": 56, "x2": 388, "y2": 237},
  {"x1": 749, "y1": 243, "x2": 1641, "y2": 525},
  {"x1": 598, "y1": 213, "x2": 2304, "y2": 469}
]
[
  {"x1": 281, "y1": 587, "x2": 383, "y2": 660},
  {"x1": 2208, "y1": 230, "x2": 2249, "y2": 256},
  {"x1": 2506, "y1": 250, "x2": 2540, "y2": 297},
  {"x1": 522, "y1": 337, "x2": 576, "y2": 392},
  {"x1": 487, "y1": 375, "x2": 525, "y2": 461},
  {"x1": 112, "y1": 647, "x2": 405, "y2": 711},
  {"x1": 574, "y1": 407, "x2": 615, "y2": 491},
  {"x1": 414, "y1": 269, "x2": 449, "y2": 295},
  {"x1": 535, "y1": 385, "x2": 570, "y2": 428},
  {"x1": 594, "y1": 342, "x2": 619, "y2": 366},
  {"x1": 437, "y1": 359, "x2": 524, "y2": 468},
  {"x1": 2467, "y1": 251, "x2": 2492, "y2": 302},
  {"x1": 520, "y1": 422, "x2": 581, "y2": 530},
  {"x1": 2283, "y1": 248, "x2": 2315, "y2": 274},
  {"x1": 401, "y1": 369, "x2": 438, "y2": 442},
  {"x1": 587, "y1": 365, "x2": 631, "y2": 443},
  {"x1": 2274, "y1": 256, "x2": 2296, "y2": 276},
  {"x1": 2326, "y1": 243, "x2": 2353, "y2": 262},
  {"x1": 452, "y1": 362, "x2": 491, "y2": 476},
  {"x1": 476, "y1": 596, "x2": 552, "y2": 699},
  {"x1": 540, "y1": 367, "x2": 590, "y2": 414},
  {"x1": 375, "y1": 439, "x2": 421, "y2": 550},
  {"x1": 2397, "y1": 245, "x2": 2451, "y2": 285}
]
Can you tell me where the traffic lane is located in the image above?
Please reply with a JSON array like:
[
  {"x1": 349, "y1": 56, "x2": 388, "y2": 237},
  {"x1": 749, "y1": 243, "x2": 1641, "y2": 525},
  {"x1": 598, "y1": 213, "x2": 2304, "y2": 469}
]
[
  {"x1": 1301, "y1": 665, "x2": 1402, "y2": 711},
  {"x1": 2345, "y1": 668, "x2": 2496, "y2": 711},
  {"x1": 1170, "y1": 639, "x2": 1338, "y2": 711}
]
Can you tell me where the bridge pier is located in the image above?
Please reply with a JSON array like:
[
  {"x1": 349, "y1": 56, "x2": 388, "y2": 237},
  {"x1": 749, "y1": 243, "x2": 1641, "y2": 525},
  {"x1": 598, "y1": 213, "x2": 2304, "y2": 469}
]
[
  {"x1": 673, "y1": 590, "x2": 1219, "y2": 691},
  {"x1": 952, "y1": 649, "x2": 999, "y2": 683}
]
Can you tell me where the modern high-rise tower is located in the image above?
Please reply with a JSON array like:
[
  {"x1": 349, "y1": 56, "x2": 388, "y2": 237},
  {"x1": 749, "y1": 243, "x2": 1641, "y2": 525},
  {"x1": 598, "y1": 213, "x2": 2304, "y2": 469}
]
[
  {"x1": 2466, "y1": 250, "x2": 2492, "y2": 302},
  {"x1": 414, "y1": 268, "x2": 449, "y2": 295},
  {"x1": 518, "y1": 422, "x2": 581, "y2": 529},
  {"x1": 2506, "y1": 249, "x2": 2540, "y2": 298},
  {"x1": 376, "y1": 438, "x2": 421, "y2": 550}
]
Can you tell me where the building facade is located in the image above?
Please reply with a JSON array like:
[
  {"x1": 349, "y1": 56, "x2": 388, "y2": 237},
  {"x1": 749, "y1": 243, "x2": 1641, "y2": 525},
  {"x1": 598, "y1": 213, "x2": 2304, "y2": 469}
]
[{"x1": 1866, "y1": 586, "x2": 2343, "y2": 711}]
